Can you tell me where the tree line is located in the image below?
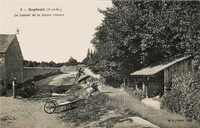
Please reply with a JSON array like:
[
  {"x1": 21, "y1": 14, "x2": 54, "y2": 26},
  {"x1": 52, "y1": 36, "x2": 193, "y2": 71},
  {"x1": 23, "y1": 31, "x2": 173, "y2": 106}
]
[
  {"x1": 83, "y1": 1, "x2": 200, "y2": 84},
  {"x1": 24, "y1": 56, "x2": 80, "y2": 67}
]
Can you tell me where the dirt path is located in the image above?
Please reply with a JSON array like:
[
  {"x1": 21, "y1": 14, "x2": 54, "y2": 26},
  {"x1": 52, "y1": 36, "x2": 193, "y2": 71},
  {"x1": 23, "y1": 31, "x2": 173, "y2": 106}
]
[
  {"x1": 0, "y1": 97, "x2": 69, "y2": 128},
  {"x1": 0, "y1": 74, "x2": 75, "y2": 128}
]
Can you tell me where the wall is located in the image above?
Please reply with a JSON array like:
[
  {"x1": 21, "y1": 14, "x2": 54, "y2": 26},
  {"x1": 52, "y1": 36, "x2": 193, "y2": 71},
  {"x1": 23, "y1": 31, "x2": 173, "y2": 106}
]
[
  {"x1": 23, "y1": 67, "x2": 60, "y2": 81},
  {"x1": 0, "y1": 54, "x2": 5, "y2": 85},
  {"x1": 5, "y1": 36, "x2": 24, "y2": 86},
  {"x1": 164, "y1": 57, "x2": 193, "y2": 90}
]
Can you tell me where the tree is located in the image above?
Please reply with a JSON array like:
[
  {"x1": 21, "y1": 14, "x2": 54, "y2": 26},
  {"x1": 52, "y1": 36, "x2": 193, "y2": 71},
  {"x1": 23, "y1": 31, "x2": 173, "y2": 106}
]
[
  {"x1": 39, "y1": 61, "x2": 46, "y2": 67},
  {"x1": 23, "y1": 60, "x2": 28, "y2": 67},
  {"x1": 49, "y1": 61, "x2": 56, "y2": 67},
  {"x1": 68, "y1": 57, "x2": 78, "y2": 66},
  {"x1": 87, "y1": 48, "x2": 91, "y2": 58},
  {"x1": 88, "y1": 1, "x2": 200, "y2": 84},
  {"x1": 26, "y1": 61, "x2": 34, "y2": 67}
]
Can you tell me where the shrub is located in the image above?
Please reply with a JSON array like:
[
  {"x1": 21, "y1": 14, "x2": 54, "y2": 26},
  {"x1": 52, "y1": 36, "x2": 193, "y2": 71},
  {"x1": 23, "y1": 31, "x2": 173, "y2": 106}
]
[
  {"x1": 124, "y1": 86, "x2": 146, "y2": 100},
  {"x1": 17, "y1": 71, "x2": 61, "y2": 98},
  {"x1": 161, "y1": 75, "x2": 200, "y2": 121},
  {"x1": 17, "y1": 81, "x2": 38, "y2": 98}
]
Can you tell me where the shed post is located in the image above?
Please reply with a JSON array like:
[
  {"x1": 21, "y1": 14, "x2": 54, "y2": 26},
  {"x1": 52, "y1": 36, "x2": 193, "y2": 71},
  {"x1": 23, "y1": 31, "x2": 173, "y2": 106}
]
[
  {"x1": 142, "y1": 80, "x2": 145, "y2": 92},
  {"x1": 142, "y1": 76, "x2": 149, "y2": 98},
  {"x1": 133, "y1": 77, "x2": 137, "y2": 90},
  {"x1": 146, "y1": 76, "x2": 149, "y2": 98},
  {"x1": 123, "y1": 77, "x2": 126, "y2": 87}
]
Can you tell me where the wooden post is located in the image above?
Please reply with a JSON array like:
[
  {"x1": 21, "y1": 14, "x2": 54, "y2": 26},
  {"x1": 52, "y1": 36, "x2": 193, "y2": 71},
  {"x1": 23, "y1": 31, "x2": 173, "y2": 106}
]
[
  {"x1": 134, "y1": 78, "x2": 137, "y2": 90},
  {"x1": 145, "y1": 85, "x2": 148, "y2": 98},
  {"x1": 123, "y1": 78, "x2": 126, "y2": 87},
  {"x1": 142, "y1": 82, "x2": 145, "y2": 91},
  {"x1": 146, "y1": 76, "x2": 149, "y2": 98}
]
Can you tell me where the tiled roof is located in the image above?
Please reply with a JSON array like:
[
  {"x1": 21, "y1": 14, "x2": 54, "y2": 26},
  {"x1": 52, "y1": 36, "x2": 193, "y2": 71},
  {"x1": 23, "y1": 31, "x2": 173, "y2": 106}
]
[{"x1": 0, "y1": 34, "x2": 15, "y2": 53}]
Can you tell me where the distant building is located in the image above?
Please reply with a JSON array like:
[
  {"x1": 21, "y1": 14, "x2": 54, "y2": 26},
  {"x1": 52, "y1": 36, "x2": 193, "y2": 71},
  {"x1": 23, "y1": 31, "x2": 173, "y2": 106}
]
[
  {"x1": 130, "y1": 56, "x2": 193, "y2": 98},
  {"x1": 0, "y1": 34, "x2": 24, "y2": 88}
]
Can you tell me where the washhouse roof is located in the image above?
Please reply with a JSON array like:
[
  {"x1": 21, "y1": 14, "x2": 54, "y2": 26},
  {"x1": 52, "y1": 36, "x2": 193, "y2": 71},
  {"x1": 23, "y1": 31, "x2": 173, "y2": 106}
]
[{"x1": 131, "y1": 56, "x2": 192, "y2": 76}]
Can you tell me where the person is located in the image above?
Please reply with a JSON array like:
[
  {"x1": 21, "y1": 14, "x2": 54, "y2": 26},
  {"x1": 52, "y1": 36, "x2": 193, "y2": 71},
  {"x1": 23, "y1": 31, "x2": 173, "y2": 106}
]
[
  {"x1": 90, "y1": 81, "x2": 99, "y2": 92},
  {"x1": 31, "y1": 80, "x2": 37, "y2": 91},
  {"x1": 74, "y1": 68, "x2": 84, "y2": 83},
  {"x1": 12, "y1": 77, "x2": 17, "y2": 98},
  {"x1": 85, "y1": 87, "x2": 94, "y2": 97},
  {"x1": 31, "y1": 81, "x2": 35, "y2": 85},
  {"x1": 31, "y1": 81, "x2": 35, "y2": 88},
  {"x1": 85, "y1": 81, "x2": 99, "y2": 97}
]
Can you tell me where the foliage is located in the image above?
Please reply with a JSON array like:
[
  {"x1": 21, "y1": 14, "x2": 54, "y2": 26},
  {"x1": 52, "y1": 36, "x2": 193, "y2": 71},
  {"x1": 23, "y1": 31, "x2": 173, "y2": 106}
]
[
  {"x1": 24, "y1": 56, "x2": 80, "y2": 67},
  {"x1": 17, "y1": 80, "x2": 37, "y2": 98},
  {"x1": 17, "y1": 71, "x2": 61, "y2": 98},
  {"x1": 124, "y1": 86, "x2": 146, "y2": 100},
  {"x1": 67, "y1": 56, "x2": 79, "y2": 66},
  {"x1": 83, "y1": 1, "x2": 200, "y2": 85},
  {"x1": 161, "y1": 75, "x2": 200, "y2": 121},
  {"x1": 194, "y1": 49, "x2": 200, "y2": 75}
]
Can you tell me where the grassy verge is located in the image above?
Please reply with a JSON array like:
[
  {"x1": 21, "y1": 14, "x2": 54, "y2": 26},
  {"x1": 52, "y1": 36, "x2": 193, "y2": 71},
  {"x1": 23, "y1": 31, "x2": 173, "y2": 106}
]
[
  {"x1": 58, "y1": 92, "x2": 137, "y2": 128},
  {"x1": 109, "y1": 90, "x2": 200, "y2": 128}
]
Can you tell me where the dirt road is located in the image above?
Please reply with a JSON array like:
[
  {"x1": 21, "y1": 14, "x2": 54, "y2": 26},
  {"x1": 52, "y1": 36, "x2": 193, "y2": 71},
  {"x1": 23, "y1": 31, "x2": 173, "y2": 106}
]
[
  {"x1": 0, "y1": 74, "x2": 75, "y2": 128},
  {"x1": 0, "y1": 97, "x2": 68, "y2": 128}
]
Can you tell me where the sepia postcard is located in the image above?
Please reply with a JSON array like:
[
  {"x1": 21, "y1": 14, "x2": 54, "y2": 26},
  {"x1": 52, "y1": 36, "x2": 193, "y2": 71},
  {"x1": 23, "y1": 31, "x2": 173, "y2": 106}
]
[{"x1": 0, "y1": 0, "x2": 200, "y2": 128}]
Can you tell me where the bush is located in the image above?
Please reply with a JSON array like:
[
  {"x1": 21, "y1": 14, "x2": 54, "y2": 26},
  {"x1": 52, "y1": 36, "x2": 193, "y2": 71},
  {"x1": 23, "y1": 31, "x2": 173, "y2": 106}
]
[
  {"x1": 17, "y1": 71, "x2": 61, "y2": 98},
  {"x1": 17, "y1": 81, "x2": 38, "y2": 98},
  {"x1": 124, "y1": 86, "x2": 146, "y2": 100},
  {"x1": 161, "y1": 75, "x2": 200, "y2": 121}
]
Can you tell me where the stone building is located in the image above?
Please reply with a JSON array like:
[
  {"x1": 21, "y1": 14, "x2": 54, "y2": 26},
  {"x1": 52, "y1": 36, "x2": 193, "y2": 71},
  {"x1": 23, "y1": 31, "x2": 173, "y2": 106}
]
[{"x1": 0, "y1": 34, "x2": 23, "y2": 88}]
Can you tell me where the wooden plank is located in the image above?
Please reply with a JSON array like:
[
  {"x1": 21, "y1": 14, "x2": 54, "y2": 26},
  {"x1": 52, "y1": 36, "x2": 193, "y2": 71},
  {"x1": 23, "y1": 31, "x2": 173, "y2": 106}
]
[
  {"x1": 58, "y1": 101, "x2": 71, "y2": 106},
  {"x1": 56, "y1": 98, "x2": 83, "y2": 107}
]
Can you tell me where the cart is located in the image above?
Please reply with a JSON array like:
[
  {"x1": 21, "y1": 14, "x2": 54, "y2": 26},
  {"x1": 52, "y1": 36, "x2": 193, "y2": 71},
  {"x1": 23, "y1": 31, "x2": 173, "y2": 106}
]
[{"x1": 44, "y1": 96, "x2": 84, "y2": 114}]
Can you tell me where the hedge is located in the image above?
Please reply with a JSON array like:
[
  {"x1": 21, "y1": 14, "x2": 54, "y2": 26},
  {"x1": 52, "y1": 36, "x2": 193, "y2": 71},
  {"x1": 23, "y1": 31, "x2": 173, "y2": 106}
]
[{"x1": 161, "y1": 75, "x2": 200, "y2": 121}]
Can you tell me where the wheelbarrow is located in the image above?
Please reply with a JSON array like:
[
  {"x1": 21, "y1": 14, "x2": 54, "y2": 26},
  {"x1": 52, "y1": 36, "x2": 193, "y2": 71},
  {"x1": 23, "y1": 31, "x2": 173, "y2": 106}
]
[{"x1": 44, "y1": 97, "x2": 84, "y2": 114}]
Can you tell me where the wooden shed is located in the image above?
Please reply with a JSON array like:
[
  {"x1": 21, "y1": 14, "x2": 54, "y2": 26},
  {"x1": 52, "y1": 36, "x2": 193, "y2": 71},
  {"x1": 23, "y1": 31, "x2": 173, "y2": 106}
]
[
  {"x1": 0, "y1": 34, "x2": 24, "y2": 88},
  {"x1": 130, "y1": 56, "x2": 193, "y2": 98}
]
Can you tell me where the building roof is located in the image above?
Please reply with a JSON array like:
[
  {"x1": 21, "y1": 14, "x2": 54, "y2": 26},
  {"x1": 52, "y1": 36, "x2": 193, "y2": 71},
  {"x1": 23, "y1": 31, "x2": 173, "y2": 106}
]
[
  {"x1": 131, "y1": 56, "x2": 192, "y2": 76},
  {"x1": 0, "y1": 34, "x2": 16, "y2": 53}
]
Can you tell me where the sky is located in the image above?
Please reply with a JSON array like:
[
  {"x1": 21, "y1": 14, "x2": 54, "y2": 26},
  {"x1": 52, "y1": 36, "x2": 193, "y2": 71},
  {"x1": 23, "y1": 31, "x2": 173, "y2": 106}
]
[{"x1": 0, "y1": 0, "x2": 112, "y2": 62}]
